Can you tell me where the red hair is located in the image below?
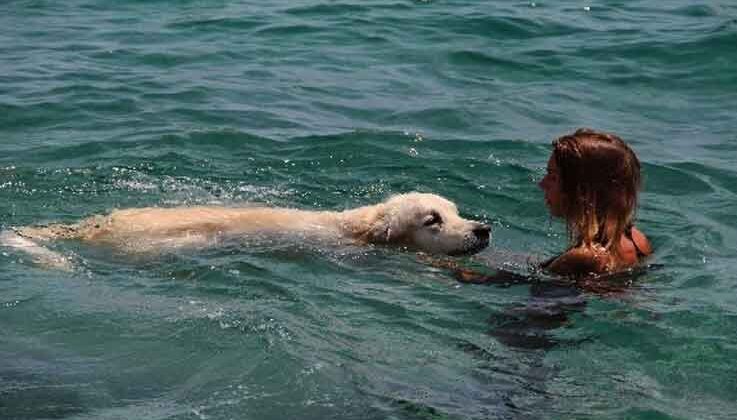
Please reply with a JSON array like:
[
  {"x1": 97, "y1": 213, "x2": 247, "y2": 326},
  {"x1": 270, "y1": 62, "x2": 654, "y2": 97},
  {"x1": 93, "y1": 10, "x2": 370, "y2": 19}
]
[{"x1": 552, "y1": 128, "x2": 641, "y2": 257}]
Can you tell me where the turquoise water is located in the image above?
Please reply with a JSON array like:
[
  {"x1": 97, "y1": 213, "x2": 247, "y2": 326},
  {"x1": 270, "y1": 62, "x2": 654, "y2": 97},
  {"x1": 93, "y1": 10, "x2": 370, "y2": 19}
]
[{"x1": 2, "y1": 1, "x2": 737, "y2": 419}]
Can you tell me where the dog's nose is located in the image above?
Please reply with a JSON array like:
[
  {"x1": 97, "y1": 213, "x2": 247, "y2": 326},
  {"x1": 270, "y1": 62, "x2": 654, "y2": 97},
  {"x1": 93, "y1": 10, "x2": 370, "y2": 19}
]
[{"x1": 472, "y1": 223, "x2": 491, "y2": 240}]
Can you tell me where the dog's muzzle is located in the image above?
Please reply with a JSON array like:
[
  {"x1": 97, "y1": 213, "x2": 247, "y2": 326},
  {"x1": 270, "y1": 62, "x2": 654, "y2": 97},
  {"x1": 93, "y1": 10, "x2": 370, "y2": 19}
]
[
  {"x1": 473, "y1": 223, "x2": 491, "y2": 243},
  {"x1": 449, "y1": 223, "x2": 491, "y2": 256},
  {"x1": 470, "y1": 223, "x2": 491, "y2": 253}
]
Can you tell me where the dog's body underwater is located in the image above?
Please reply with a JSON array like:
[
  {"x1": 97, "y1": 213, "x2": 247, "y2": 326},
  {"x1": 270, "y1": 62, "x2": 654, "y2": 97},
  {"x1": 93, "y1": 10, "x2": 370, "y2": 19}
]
[{"x1": 1, "y1": 192, "x2": 490, "y2": 270}]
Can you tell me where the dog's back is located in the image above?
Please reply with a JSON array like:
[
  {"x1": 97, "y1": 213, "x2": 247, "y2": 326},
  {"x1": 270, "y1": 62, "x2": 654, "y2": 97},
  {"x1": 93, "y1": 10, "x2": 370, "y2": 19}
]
[{"x1": 1, "y1": 206, "x2": 342, "y2": 269}]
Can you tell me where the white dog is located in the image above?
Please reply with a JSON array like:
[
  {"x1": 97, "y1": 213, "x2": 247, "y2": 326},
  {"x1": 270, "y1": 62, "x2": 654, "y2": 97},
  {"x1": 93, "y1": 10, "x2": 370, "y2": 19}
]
[{"x1": 1, "y1": 192, "x2": 490, "y2": 270}]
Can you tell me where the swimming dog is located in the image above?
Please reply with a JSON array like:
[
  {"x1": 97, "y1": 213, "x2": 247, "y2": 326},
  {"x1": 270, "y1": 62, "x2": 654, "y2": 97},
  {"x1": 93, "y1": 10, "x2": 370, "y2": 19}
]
[{"x1": 1, "y1": 192, "x2": 490, "y2": 270}]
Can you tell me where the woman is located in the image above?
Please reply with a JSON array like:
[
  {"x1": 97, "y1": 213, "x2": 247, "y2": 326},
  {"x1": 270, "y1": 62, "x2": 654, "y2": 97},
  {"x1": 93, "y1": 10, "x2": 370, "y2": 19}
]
[
  {"x1": 455, "y1": 129, "x2": 653, "y2": 350},
  {"x1": 451, "y1": 128, "x2": 652, "y2": 284},
  {"x1": 538, "y1": 128, "x2": 652, "y2": 276}
]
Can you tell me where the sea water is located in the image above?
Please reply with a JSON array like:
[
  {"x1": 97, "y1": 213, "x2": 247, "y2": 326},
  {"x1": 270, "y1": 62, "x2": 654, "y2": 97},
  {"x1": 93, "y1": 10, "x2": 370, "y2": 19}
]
[{"x1": 1, "y1": 1, "x2": 736, "y2": 419}]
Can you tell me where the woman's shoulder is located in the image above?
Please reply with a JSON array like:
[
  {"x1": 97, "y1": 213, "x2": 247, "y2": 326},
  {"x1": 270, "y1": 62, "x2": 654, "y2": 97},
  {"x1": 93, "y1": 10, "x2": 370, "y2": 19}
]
[
  {"x1": 545, "y1": 245, "x2": 611, "y2": 276},
  {"x1": 545, "y1": 226, "x2": 652, "y2": 276}
]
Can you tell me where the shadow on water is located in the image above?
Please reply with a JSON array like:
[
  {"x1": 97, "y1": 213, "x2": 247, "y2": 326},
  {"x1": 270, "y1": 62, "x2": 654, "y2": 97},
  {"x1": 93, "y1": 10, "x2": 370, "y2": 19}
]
[
  {"x1": 489, "y1": 281, "x2": 587, "y2": 351},
  {"x1": 448, "y1": 262, "x2": 665, "y2": 419},
  {"x1": 454, "y1": 263, "x2": 663, "y2": 351}
]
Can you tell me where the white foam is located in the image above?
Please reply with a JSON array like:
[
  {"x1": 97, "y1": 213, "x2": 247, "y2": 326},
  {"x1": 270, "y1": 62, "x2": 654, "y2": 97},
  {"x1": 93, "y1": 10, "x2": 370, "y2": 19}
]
[{"x1": 0, "y1": 230, "x2": 74, "y2": 271}]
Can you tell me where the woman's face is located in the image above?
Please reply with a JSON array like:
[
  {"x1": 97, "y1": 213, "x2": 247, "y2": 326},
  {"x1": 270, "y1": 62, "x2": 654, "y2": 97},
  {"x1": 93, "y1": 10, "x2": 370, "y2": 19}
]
[{"x1": 539, "y1": 155, "x2": 564, "y2": 217}]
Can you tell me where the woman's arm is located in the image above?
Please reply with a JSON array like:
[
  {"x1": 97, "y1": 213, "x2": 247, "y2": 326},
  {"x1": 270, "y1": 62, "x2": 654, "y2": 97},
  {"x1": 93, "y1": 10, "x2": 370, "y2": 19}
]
[
  {"x1": 453, "y1": 266, "x2": 532, "y2": 286},
  {"x1": 419, "y1": 254, "x2": 536, "y2": 286}
]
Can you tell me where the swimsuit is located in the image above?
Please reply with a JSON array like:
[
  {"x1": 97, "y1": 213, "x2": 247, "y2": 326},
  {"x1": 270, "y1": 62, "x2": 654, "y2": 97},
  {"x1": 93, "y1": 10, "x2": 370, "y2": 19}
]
[{"x1": 623, "y1": 224, "x2": 648, "y2": 259}]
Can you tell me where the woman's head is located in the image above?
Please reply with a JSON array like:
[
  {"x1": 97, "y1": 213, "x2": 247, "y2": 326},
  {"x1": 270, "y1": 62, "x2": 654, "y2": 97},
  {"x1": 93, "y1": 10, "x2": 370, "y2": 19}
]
[{"x1": 539, "y1": 128, "x2": 641, "y2": 251}]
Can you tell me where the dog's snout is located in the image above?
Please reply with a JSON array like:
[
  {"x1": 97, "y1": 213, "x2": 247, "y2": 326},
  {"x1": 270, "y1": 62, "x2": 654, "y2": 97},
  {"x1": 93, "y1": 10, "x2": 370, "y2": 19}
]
[{"x1": 472, "y1": 223, "x2": 491, "y2": 240}]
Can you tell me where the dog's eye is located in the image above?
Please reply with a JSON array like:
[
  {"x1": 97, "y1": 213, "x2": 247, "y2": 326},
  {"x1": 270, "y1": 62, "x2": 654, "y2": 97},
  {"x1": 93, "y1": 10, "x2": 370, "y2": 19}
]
[{"x1": 423, "y1": 211, "x2": 443, "y2": 227}]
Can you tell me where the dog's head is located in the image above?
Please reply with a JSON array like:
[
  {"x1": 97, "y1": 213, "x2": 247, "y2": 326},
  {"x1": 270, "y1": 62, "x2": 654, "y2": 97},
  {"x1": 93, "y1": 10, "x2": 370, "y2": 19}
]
[{"x1": 364, "y1": 193, "x2": 490, "y2": 255}]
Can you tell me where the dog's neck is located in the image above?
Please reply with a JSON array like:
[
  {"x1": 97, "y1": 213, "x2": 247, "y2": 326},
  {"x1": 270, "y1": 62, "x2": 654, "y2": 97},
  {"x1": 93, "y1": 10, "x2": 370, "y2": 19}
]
[{"x1": 334, "y1": 204, "x2": 387, "y2": 243}]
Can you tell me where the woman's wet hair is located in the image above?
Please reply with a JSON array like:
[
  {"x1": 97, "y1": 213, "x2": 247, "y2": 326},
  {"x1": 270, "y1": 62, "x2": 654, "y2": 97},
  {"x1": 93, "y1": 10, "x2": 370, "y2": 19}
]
[{"x1": 552, "y1": 128, "x2": 641, "y2": 255}]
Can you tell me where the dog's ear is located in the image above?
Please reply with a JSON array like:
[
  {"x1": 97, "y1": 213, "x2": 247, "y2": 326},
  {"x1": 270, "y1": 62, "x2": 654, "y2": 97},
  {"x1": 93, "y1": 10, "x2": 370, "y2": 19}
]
[{"x1": 364, "y1": 204, "x2": 393, "y2": 243}]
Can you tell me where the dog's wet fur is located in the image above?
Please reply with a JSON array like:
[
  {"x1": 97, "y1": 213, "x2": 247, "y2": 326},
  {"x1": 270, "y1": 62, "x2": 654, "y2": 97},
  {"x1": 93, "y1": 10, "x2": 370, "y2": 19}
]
[{"x1": 2, "y1": 192, "x2": 490, "y2": 270}]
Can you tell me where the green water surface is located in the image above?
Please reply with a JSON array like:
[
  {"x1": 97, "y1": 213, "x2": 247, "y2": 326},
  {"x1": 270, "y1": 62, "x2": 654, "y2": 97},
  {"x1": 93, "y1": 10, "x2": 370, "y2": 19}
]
[{"x1": 2, "y1": 1, "x2": 736, "y2": 419}]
